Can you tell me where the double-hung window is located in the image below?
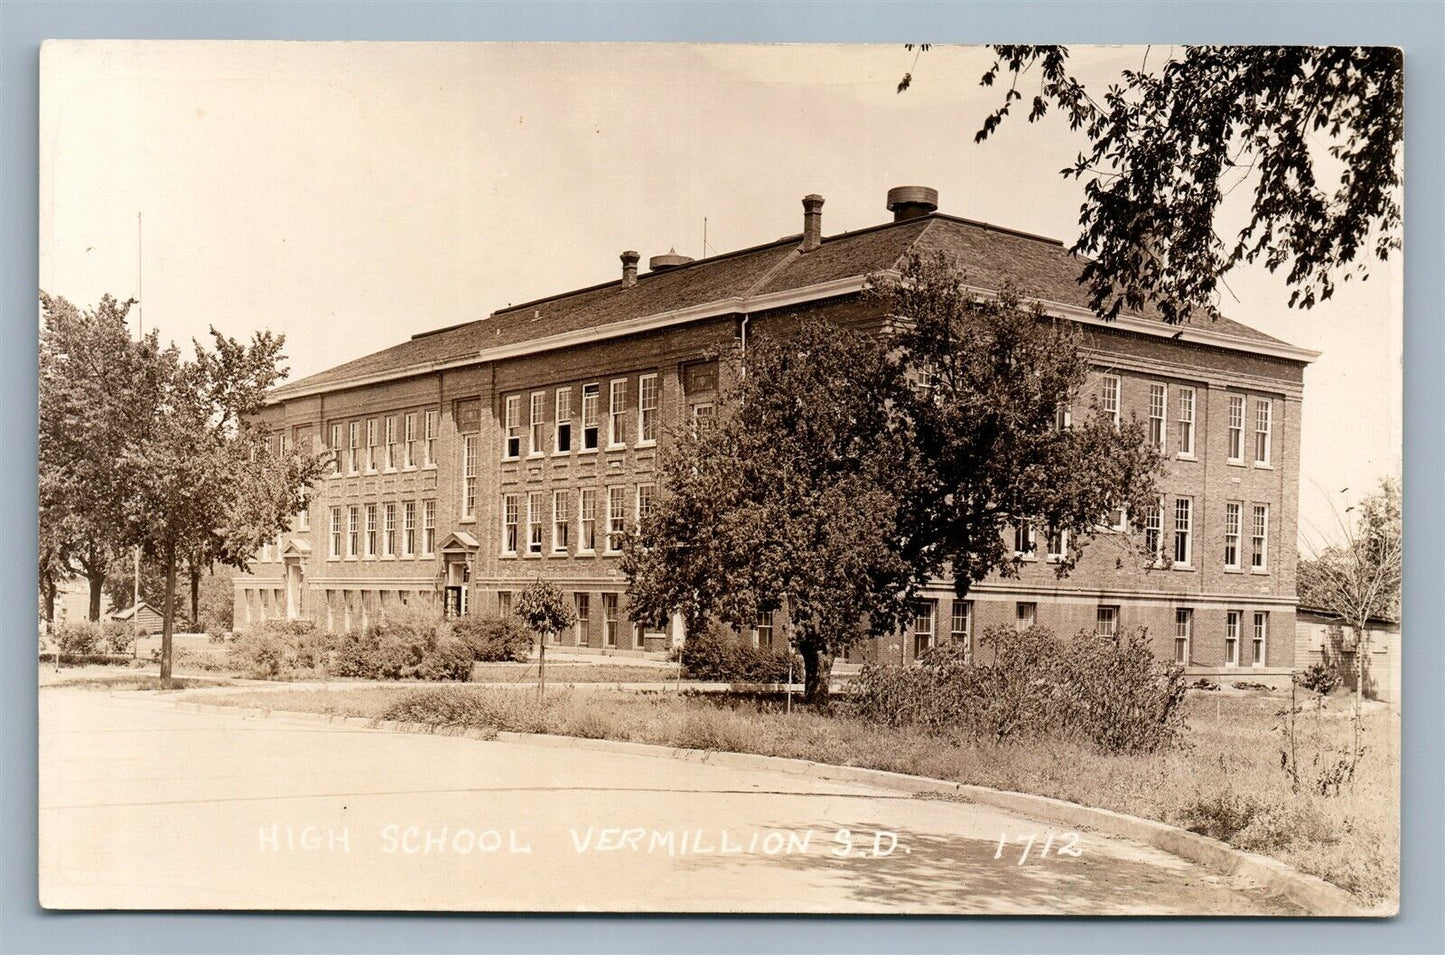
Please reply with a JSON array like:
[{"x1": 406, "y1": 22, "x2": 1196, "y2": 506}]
[
  {"x1": 555, "y1": 387, "x2": 573, "y2": 453},
  {"x1": 950, "y1": 601, "x2": 972, "y2": 657},
  {"x1": 365, "y1": 504, "x2": 378, "y2": 558},
  {"x1": 756, "y1": 611, "x2": 775, "y2": 649},
  {"x1": 637, "y1": 373, "x2": 659, "y2": 444},
  {"x1": 383, "y1": 502, "x2": 396, "y2": 557},
  {"x1": 578, "y1": 488, "x2": 597, "y2": 552},
  {"x1": 423, "y1": 410, "x2": 438, "y2": 466},
  {"x1": 1251, "y1": 504, "x2": 1269, "y2": 571},
  {"x1": 1144, "y1": 497, "x2": 1164, "y2": 564},
  {"x1": 1101, "y1": 374, "x2": 1121, "y2": 427},
  {"x1": 581, "y1": 383, "x2": 600, "y2": 450},
  {"x1": 365, "y1": 419, "x2": 378, "y2": 472},
  {"x1": 1045, "y1": 526, "x2": 1068, "y2": 561},
  {"x1": 1096, "y1": 605, "x2": 1119, "y2": 636},
  {"x1": 1252, "y1": 612, "x2": 1268, "y2": 666},
  {"x1": 330, "y1": 423, "x2": 343, "y2": 474},
  {"x1": 1227, "y1": 395, "x2": 1245, "y2": 463},
  {"x1": 602, "y1": 594, "x2": 619, "y2": 647},
  {"x1": 404, "y1": 412, "x2": 417, "y2": 468},
  {"x1": 1173, "y1": 497, "x2": 1193, "y2": 567},
  {"x1": 1148, "y1": 383, "x2": 1166, "y2": 451},
  {"x1": 385, "y1": 415, "x2": 398, "y2": 470},
  {"x1": 1224, "y1": 501, "x2": 1242, "y2": 569},
  {"x1": 913, "y1": 601, "x2": 935, "y2": 658},
  {"x1": 1016, "y1": 602, "x2": 1037, "y2": 631},
  {"x1": 347, "y1": 505, "x2": 360, "y2": 557},
  {"x1": 348, "y1": 422, "x2": 360, "y2": 474},
  {"x1": 1174, "y1": 609, "x2": 1192, "y2": 664},
  {"x1": 502, "y1": 494, "x2": 520, "y2": 555},
  {"x1": 402, "y1": 501, "x2": 416, "y2": 557},
  {"x1": 462, "y1": 435, "x2": 478, "y2": 519},
  {"x1": 329, "y1": 507, "x2": 343, "y2": 558},
  {"x1": 606, "y1": 486, "x2": 626, "y2": 552},
  {"x1": 529, "y1": 392, "x2": 545, "y2": 456},
  {"x1": 575, "y1": 594, "x2": 590, "y2": 645},
  {"x1": 552, "y1": 490, "x2": 571, "y2": 553},
  {"x1": 608, "y1": 380, "x2": 627, "y2": 448},
  {"x1": 1013, "y1": 522, "x2": 1037, "y2": 558},
  {"x1": 1177, "y1": 386, "x2": 1196, "y2": 457},
  {"x1": 1225, "y1": 611, "x2": 1241, "y2": 666},
  {"x1": 503, "y1": 396, "x2": 522, "y2": 459},
  {"x1": 1254, "y1": 399, "x2": 1272, "y2": 465},
  {"x1": 527, "y1": 492, "x2": 545, "y2": 555},
  {"x1": 636, "y1": 483, "x2": 656, "y2": 526},
  {"x1": 422, "y1": 500, "x2": 436, "y2": 556}
]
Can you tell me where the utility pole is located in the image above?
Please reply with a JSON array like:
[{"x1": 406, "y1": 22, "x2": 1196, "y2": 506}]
[{"x1": 133, "y1": 212, "x2": 142, "y2": 658}]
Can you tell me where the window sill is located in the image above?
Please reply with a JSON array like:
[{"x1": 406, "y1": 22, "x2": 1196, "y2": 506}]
[
  {"x1": 501, "y1": 456, "x2": 520, "y2": 464},
  {"x1": 422, "y1": 463, "x2": 438, "y2": 471},
  {"x1": 1176, "y1": 453, "x2": 1197, "y2": 462},
  {"x1": 577, "y1": 448, "x2": 600, "y2": 456},
  {"x1": 500, "y1": 552, "x2": 519, "y2": 559},
  {"x1": 636, "y1": 440, "x2": 657, "y2": 450},
  {"x1": 1172, "y1": 563, "x2": 1194, "y2": 571},
  {"x1": 527, "y1": 452, "x2": 546, "y2": 460},
  {"x1": 1227, "y1": 459, "x2": 1246, "y2": 468},
  {"x1": 577, "y1": 550, "x2": 596, "y2": 557},
  {"x1": 1224, "y1": 566, "x2": 1244, "y2": 574},
  {"x1": 1251, "y1": 568, "x2": 1271, "y2": 576},
  {"x1": 1254, "y1": 462, "x2": 1274, "y2": 471},
  {"x1": 458, "y1": 518, "x2": 476, "y2": 525},
  {"x1": 605, "y1": 443, "x2": 627, "y2": 453},
  {"x1": 525, "y1": 552, "x2": 544, "y2": 559}
]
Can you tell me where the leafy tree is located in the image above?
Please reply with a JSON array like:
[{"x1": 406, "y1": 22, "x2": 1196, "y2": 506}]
[
  {"x1": 878, "y1": 251, "x2": 1165, "y2": 597},
  {"x1": 624, "y1": 319, "x2": 925, "y2": 704},
  {"x1": 38, "y1": 292, "x2": 150, "y2": 621},
  {"x1": 902, "y1": 45, "x2": 1402, "y2": 323},
  {"x1": 515, "y1": 577, "x2": 578, "y2": 700},
  {"x1": 1298, "y1": 479, "x2": 1401, "y2": 714},
  {"x1": 119, "y1": 328, "x2": 325, "y2": 680}
]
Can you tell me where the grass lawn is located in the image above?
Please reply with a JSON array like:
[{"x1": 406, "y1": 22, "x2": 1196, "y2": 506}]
[{"x1": 185, "y1": 682, "x2": 1398, "y2": 908}]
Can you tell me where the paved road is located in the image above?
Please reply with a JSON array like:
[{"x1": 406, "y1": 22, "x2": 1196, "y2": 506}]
[{"x1": 40, "y1": 688, "x2": 1298, "y2": 914}]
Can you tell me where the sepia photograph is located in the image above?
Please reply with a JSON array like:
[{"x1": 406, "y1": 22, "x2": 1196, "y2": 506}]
[{"x1": 35, "y1": 39, "x2": 1403, "y2": 918}]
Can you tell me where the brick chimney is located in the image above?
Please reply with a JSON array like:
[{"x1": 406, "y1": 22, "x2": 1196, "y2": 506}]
[
  {"x1": 620, "y1": 250, "x2": 639, "y2": 287},
  {"x1": 800, "y1": 194, "x2": 824, "y2": 252}
]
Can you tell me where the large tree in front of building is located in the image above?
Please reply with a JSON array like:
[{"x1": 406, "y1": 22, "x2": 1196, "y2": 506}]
[
  {"x1": 901, "y1": 45, "x2": 1402, "y2": 324},
  {"x1": 39, "y1": 292, "x2": 150, "y2": 622},
  {"x1": 879, "y1": 252, "x2": 1166, "y2": 598},
  {"x1": 623, "y1": 319, "x2": 926, "y2": 704},
  {"x1": 120, "y1": 328, "x2": 324, "y2": 680}
]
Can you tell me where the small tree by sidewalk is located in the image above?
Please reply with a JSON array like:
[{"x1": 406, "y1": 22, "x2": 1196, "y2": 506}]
[{"x1": 516, "y1": 578, "x2": 577, "y2": 701}]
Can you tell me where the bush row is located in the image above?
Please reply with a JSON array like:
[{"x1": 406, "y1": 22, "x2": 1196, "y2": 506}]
[
  {"x1": 227, "y1": 609, "x2": 535, "y2": 681},
  {"x1": 50, "y1": 621, "x2": 136, "y2": 655},
  {"x1": 678, "y1": 624, "x2": 802, "y2": 683},
  {"x1": 850, "y1": 624, "x2": 1188, "y2": 754}
]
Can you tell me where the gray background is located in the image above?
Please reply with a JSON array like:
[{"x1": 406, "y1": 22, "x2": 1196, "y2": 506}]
[{"x1": 3, "y1": 2, "x2": 1440, "y2": 952}]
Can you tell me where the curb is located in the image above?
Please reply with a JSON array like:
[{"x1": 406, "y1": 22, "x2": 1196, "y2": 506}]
[{"x1": 163, "y1": 696, "x2": 1366, "y2": 917}]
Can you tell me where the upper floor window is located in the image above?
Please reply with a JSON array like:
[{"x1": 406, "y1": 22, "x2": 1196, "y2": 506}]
[
  {"x1": 1148, "y1": 383, "x2": 1166, "y2": 451},
  {"x1": 692, "y1": 402, "x2": 715, "y2": 435},
  {"x1": 403, "y1": 501, "x2": 416, "y2": 557},
  {"x1": 1055, "y1": 401, "x2": 1072, "y2": 432},
  {"x1": 1045, "y1": 526, "x2": 1068, "y2": 562},
  {"x1": 384, "y1": 415, "x2": 398, "y2": 470},
  {"x1": 329, "y1": 507, "x2": 343, "y2": 559},
  {"x1": 423, "y1": 410, "x2": 438, "y2": 466},
  {"x1": 330, "y1": 423, "x2": 343, "y2": 474},
  {"x1": 529, "y1": 392, "x2": 545, "y2": 456},
  {"x1": 503, "y1": 396, "x2": 522, "y2": 459},
  {"x1": 365, "y1": 419, "x2": 379, "y2": 472},
  {"x1": 501, "y1": 493, "x2": 520, "y2": 555},
  {"x1": 422, "y1": 500, "x2": 436, "y2": 556},
  {"x1": 1177, "y1": 386, "x2": 1196, "y2": 457},
  {"x1": 348, "y1": 422, "x2": 360, "y2": 475},
  {"x1": 638, "y1": 373, "x2": 659, "y2": 444},
  {"x1": 1173, "y1": 497, "x2": 1193, "y2": 567},
  {"x1": 1013, "y1": 522, "x2": 1037, "y2": 559},
  {"x1": 1144, "y1": 497, "x2": 1164, "y2": 564},
  {"x1": 606, "y1": 486, "x2": 626, "y2": 552},
  {"x1": 1224, "y1": 501, "x2": 1242, "y2": 569},
  {"x1": 608, "y1": 380, "x2": 627, "y2": 448},
  {"x1": 636, "y1": 483, "x2": 656, "y2": 525},
  {"x1": 1101, "y1": 374, "x2": 1121, "y2": 427},
  {"x1": 462, "y1": 435, "x2": 478, "y2": 519},
  {"x1": 347, "y1": 505, "x2": 360, "y2": 557},
  {"x1": 527, "y1": 491, "x2": 545, "y2": 555},
  {"x1": 1254, "y1": 398, "x2": 1273, "y2": 465},
  {"x1": 553, "y1": 490, "x2": 571, "y2": 553},
  {"x1": 383, "y1": 502, "x2": 396, "y2": 557},
  {"x1": 555, "y1": 387, "x2": 573, "y2": 453},
  {"x1": 1227, "y1": 395, "x2": 1245, "y2": 463},
  {"x1": 579, "y1": 488, "x2": 597, "y2": 552},
  {"x1": 404, "y1": 412, "x2": 417, "y2": 469},
  {"x1": 1251, "y1": 504, "x2": 1269, "y2": 571},
  {"x1": 581, "y1": 383, "x2": 600, "y2": 450},
  {"x1": 365, "y1": 504, "x2": 378, "y2": 558}
]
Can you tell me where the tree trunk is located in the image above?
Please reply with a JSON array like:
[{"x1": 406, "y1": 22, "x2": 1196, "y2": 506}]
[
  {"x1": 41, "y1": 576, "x2": 57, "y2": 633},
  {"x1": 160, "y1": 543, "x2": 177, "y2": 683},
  {"x1": 800, "y1": 643, "x2": 833, "y2": 706},
  {"x1": 86, "y1": 569, "x2": 106, "y2": 622},
  {"x1": 189, "y1": 561, "x2": 201, "y2": 632}
]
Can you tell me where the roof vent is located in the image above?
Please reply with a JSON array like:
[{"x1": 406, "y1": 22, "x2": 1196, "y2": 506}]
[
  {"x1": 649, "y1": 247, "x2": 694, "y2": 272},
  {"x1": 886, "y1": 185, "x2": 939, "y2": 222},
  {"x1": 620, "y1": 250, "x2": 639, "y2": 288}
]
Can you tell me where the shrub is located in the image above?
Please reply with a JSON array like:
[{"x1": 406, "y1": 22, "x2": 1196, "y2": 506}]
[
  {"x1": 102, "y1": 622, "x2": 135, "y2": 654},
  {"x1": 380, "y1": 686, "x2": 544, "y2": 732},
  {"x1": 678, "y1": 623, "x2": 801, "y2": 683},
  {"x1": 333, "y1": 605, "x2": 470, "y2": 682},
  {"x1": 1297, "y1": 662, "x2": 1342, "y2": 695},
  {"x1": 453, "y1": 615, "x2": 533, "y2": 663},
  {"x1": 54, "y1": 621, "x2": 102, "y2": 655},
  {"x1": 851, "y1": 625, "x2": 1187, "y2": 754}
]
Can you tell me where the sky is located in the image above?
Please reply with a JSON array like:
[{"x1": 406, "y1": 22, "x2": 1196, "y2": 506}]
[{"x1": 38, "y1": 41, "x2": 1402, "y2": 548}]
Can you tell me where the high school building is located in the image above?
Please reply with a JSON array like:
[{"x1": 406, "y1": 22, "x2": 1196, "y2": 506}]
[{"x1": 237, "y1": 186, "x2": 1317, "y2": 677}]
